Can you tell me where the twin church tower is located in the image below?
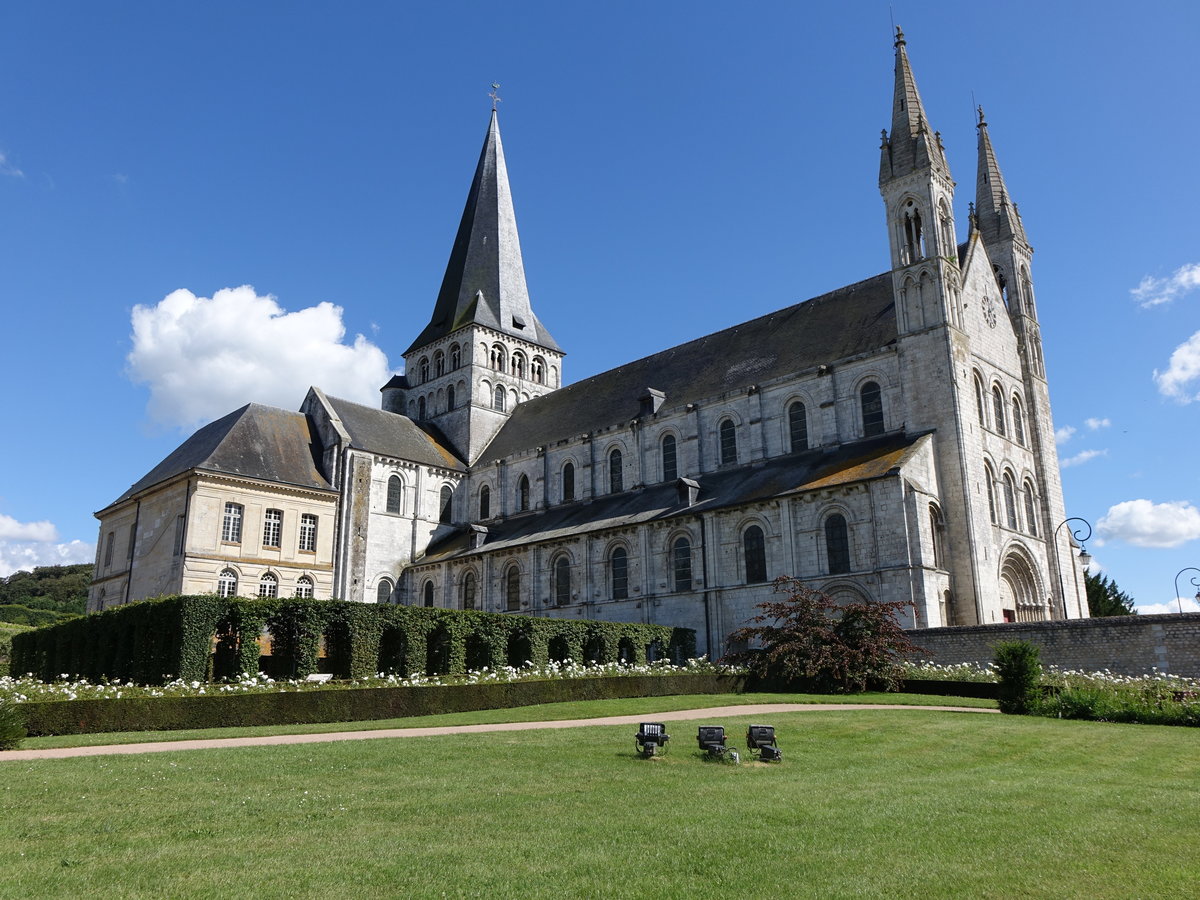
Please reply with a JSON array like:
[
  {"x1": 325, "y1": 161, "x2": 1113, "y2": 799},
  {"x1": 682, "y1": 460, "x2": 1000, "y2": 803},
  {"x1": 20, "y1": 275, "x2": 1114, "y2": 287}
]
[{"x1": 89, "y1": 32, "x2": 1086, "y2": 653}]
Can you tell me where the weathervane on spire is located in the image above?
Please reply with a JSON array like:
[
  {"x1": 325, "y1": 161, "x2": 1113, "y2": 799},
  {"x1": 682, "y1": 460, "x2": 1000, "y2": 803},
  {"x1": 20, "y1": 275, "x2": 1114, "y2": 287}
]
[
  {"x1": 489, "y1": 82, "x2": 502, "y2": 110},
  {"x1": 977, "y1": 105, "x2": 987, "y2": 127}
]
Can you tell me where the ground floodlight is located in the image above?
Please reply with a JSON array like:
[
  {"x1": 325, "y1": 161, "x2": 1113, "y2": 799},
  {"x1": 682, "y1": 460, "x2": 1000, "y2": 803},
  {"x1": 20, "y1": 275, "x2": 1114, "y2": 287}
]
[
  {"x1": 697, "y1": 725, "x2": 727, "y2": 758},
  {"x1": 746, "y1": 724, "x2": 782, "y2": 762},
  {"x1": 635, "y1": 722, "x2": 669, "y2": 757}
]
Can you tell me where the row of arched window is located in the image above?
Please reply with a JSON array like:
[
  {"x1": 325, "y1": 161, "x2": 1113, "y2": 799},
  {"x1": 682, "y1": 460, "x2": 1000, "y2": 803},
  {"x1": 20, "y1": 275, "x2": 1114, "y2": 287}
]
[
  {"x1": 973, "y1": 372, "x2": 1027, "y2": 446},
  {"x1": 409, "y1": 380, "x2": 467, "y2": 421},
  {"x1": 982, "y1": 461, "x2": 1040, "y2": 536},
  {"x1": 381, "y1": 475, "x2": 457, "y2": 525},
  {"x1": 416, "y1": 344, "x2": 464, "y2": 384},
  {"x1": 217, "y1": 568, "x2": 314, "y2": 599}
]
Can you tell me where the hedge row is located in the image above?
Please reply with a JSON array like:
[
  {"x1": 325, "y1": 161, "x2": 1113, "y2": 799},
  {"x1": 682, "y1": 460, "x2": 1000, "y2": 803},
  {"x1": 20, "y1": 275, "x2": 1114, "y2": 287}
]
[
  {"x1": 10, "y1": 596, "x2": 696, "y2": 685},
  {"x1": 18, "y1": 673, "x2": 741, "y2": 736}
]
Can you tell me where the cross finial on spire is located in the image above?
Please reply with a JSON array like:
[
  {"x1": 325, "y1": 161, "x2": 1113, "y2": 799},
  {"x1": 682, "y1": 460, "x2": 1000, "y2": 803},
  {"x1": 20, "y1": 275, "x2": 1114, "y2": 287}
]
[
  {"x1": 489, "y1": 82, "x2": 502, "y2": 110},
  {"x1": 977, "y1": 105, "x2": 987, "y2": 127},
  {"x1": 894, "y1": 25, "x2": 905, "y2": 47}
]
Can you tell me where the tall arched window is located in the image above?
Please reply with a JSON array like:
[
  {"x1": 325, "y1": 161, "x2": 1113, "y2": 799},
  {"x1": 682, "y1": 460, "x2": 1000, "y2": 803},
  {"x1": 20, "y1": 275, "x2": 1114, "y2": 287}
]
[
  {"x1": 505, "y1": 565, "x2": 521, "y2": 611},
  {"x1": 610, "y1": 547, "x2": 629, "y2": 599},
  {"x1": 929, "y1": 505, "x2": 945, "y2": 569},
  {"x1": 992, "y1": 386, "x2": 1007, "y2": 436},
  {"x1": 439, "y1": 485, "x2": 453, "y2": 524},
  {"x1": 1011, "y1": 396, "x2": 1025, "y2": 446},
  {"x1": 418, "y1": 396, "x2": 426, "y2": 420},
  {"x1": 974, "y1": 374, "x2": 987, "y2": 428},
  {"x1": 719, "y1": 419, "x2": 737, "y2": 465},
  {"x1": 554, "y1": 555, "x2": 571, "y2": 606},
  {"x1": 221, "y1": 502, "x2": 243, "y2": 543},
  {"x1": 861, "y1": 381, "x2": 884, "y2": 436},
  {"x1": 1023, "y1": 481, "x2": 1038, "y2": 536},
  {"x1": 420, "y1": 357, "x2": 430, "y2": 383},
  {"x1": 386, "y1": 475, "x2": 403, "y2": 514},
  {"x1": 423, "y1": 580, "x2": 435, "y2": 607},
  {"x1": 258, "y1": 572, "x2": 278, "y2": 598},
  {"x1": 1003, "y1": 473, "x2": 1018, "y2": 529},
  {"x1": 490, "y1": 344, "x2": 506, "y2": 372},
  {"x1": 511, "y1": 351, "x2": 526, "y2": 379},
  {"x1": 450, "y1": 343, "x2": 461, "y2": 369},
  {"x1": 672, "y1": 537, "x2": 693, "y2": 592},
  {"x1": 295, "y1": 576, "x2": 314, "y2": 599},
  {"x1": 532, "y1": 357, "x2": 545, "y2": 384},
  {"x1": 561, "y1": 461, "x2": 575, "y2": 502},
  {"x1": 1021, "y1": 267, "x2": 1035, "y2": 315},
  {"x1": 377, "y1": 578, "x2": 393, "y2": 604},
  {"x1": 788, "y1": 401, "x2": 808, "y2": 452},
  {"x1": 434, "y1": 351, "x2": 445, "y2": 377},
  {"x1": 218, "y1": 568, "x2": 238, "y2": 598},
  {"x1": 461, "y1": 570, "x2": 477, "y2": 610},
  {"x1": 516, "y1": 474, "x2": 530, "y2": 512},
  {"x1": 743, "y1": 525, "x2": 767, "y2": 583},
  {"x1": 825, "y1": 514, "x2": 851, "y2": 574},
  {"x1": 661, "y1": 434, "x2": 678, "y2": 482},
  {"x1": 609, "y1": 448, "x2": 623, "y2": 493},
  {"x1": 984, "y1": 462, "x2": 998, "y2": 524},
  {"x1": 493, "y1": 386, "x2": 506, "y2": 411},
  {"x1": 479, "y1": 484, "x2": 491, "y2": 519},
  {"x1": 903, "y1": 202, "x2": 924, "y2": 262},
  {"x1": 447, "y1": 384, "x2": 456, "y2": 410}
]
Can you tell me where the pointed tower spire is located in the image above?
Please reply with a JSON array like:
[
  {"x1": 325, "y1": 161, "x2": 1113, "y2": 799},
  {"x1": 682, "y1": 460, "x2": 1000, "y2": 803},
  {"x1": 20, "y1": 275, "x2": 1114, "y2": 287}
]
[
  {"x1": 974, "y1": 106, "x2": 1028, "y2": 246},
  {"x1": 406, "y1": 110, "x2": 559, "y2": 355},
  {"x1": 880, "y1": 26, "x2": 950, "y2": 182}
]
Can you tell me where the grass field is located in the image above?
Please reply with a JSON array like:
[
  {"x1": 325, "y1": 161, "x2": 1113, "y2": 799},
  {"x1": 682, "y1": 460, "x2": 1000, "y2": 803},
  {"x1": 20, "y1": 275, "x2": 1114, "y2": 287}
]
[{"x1": 1, "y1": 702, "x2": 1197, "y2": 898}]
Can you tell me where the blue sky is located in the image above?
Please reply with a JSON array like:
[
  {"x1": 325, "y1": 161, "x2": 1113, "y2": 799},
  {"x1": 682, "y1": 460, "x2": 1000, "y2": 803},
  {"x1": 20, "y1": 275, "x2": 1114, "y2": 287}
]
[{"x1": 1, "y1": 2, "x2": 1197, "y2": 613}]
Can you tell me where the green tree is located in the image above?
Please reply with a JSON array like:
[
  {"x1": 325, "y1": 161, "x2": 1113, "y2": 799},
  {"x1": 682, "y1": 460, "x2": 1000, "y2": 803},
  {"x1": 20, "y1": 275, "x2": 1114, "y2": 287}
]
[
  {"x1": 1085, "y1": 570, "x2": 1136, "y2": 617},
  {"x1": 0, "y1": 564, "x2": 91, "y2": 615}
]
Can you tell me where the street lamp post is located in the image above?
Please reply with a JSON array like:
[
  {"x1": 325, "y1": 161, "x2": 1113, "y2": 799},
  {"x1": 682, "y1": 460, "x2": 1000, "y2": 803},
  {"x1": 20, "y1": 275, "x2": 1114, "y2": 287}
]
[
  {"x1": 1053, "y1": 517, "x2": 1092, "y2": 619},
  {"x1": 1172, "y1": 567, "x2": 1200, "y2": 615}
]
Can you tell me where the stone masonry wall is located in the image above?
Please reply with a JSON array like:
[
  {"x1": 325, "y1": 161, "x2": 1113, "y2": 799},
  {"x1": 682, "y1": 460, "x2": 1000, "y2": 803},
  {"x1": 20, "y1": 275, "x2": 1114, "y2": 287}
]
[{"x1": 912, "y1": 612, "x2": 1200, "y2": 678}]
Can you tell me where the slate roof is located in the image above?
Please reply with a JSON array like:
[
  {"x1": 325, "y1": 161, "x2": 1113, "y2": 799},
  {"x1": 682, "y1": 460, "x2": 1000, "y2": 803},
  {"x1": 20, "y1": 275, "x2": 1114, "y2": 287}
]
[
  {"x1": 478, "y1": 272, "x2": 898, "y2": 464},
  {"x1": 323, "y1": 395, "x2": 465, "y2": 471},
  {"x1": 108, "y1": 404, "x2": 332, "y2": 508},
  {"x1": 417, "y1": 432, "x2": 928, "y2": 564}
]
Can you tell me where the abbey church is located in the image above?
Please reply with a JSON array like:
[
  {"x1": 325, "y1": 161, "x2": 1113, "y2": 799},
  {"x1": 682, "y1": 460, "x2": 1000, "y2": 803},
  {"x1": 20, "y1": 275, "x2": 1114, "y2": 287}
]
[{"x1": 87, "y1": 32, "x2": 1089, "y2": 656}]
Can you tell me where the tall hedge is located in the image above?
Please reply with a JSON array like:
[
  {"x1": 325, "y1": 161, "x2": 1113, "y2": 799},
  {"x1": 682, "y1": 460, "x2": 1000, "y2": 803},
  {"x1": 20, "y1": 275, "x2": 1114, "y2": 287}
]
[{"x1": 9, "y1": 595, "x2": 695, "y2": 685}]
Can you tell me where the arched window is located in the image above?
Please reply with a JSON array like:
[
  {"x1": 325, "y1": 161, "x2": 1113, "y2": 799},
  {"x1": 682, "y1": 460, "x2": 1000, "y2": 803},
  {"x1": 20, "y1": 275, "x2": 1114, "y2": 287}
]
[
  {"x1": 221, "y1": 502, "x2": 243, "y2": 543},
  {"x1": 505, "y1": 565, "x2": 521, "y2": 611},
  {"x1": 1023, "y1": 481, "x2": 1038, "y2": 536},
  {"x1": 417, "y1": 396, "x2": 426, "y2": 420},
  {"x1": 439, "y1": 485, "x2": 453, "y2": 524},
  {"x1": 719, "y1": 419, "x2": 737, "y2": 465},
  {"x1": 218, "y1": 568, "x2": 238, "y2": 598},
  {"x1": 554, "y1": 555, "x2": 571, "y2": 606},
  {"x1": 661, "y1": 434, "x2": 678, "y2": 482},
  {"x1": 479, "y1": 484, "x2": 491, "y2": 519},
  {"x1": 743, "y1": 525, "x2": 767, "y2": 583},
  {"x1": 295, "y1": 576, "x2": 314, "y2": 599},
  {"x1": 938, "y1": 200, "x2": 953, "y2": 258},
  {"x1": 974, "y1": 374, "x2": 987, "y2": 428},
  {"x1": 1011, "y1": 396, "x2": 1025, "y2": 446},
  {"x1": 561, "y1": 461, "x2": 575, "y2": 502},
  {"x1": 825, "y1": 514, "x2": 851, "y2": 574},
  {"x1": 609, "y1": 448, "x2": 623, "y2": 493},
  {"x1": 1021, "y1": 267, "x2": 1035, "y2": 315},
  {"x1": 984, "y1": 462, "x2": 998, "y2": 524},
  {"x1": 423, "y1": 580, "x2": 435, "y2": 607},
  {"x1": 532, "y1": 357, "x2": 545, "y2": 384},
  {"x1": 450, "y1": 343, "x2": 461, "y2": 369},
  {"x1": 788, "y1": 401, "x2": 808, "y2": 452},
  {"x1": 672, "y1": 537, "x2": 692, "y2": 592},
  {"x1": 447, "y1": 384, "x2": 456, "y2": 410},
  {"x1": 994, "y1": 265, "x2": 1009, "y2": 309},
  {"x1": 461, "y1": 571, "x2": 477, "y2": 610},
  {"x1": 861, "y1": 381, "x2": 884, "y2": 437},
  {"x1": 434, "y1": 351, "x2": 445, "y2": 377},
  {"x1": 420, "y1": 357, "x2": 430, "y2": 383},
  {"x1": 386, "y1": 475, "x2": 403, "y2": 514},
  {"x1": 376, "y1": 578, "x2": 393, "y2": 604},
  {"x1": 929, "y1": 505, "x2": 945, "y2": 569},
  {"x1": 1003, "y1": 473, "x2": 1018, "y2": 529},
  {"x1": 992, "y1": 386, "x2": 1006, "y2": 436},
  {"x1": 511, "y1": 351, "x2": 526, "y2": 380},
  {"x1": 516, "y1": 474, "x2": 530, "y2": 512},
  {"x1": 258, "y1": 572, "x2": 278, "y2": 598},
  {"x1": 902, "y1": 201, "x2": 924, "y2": 263},
  {"x1": 493, "y1": 386, "x2": 506, "y2": 412},
  {"x1": 490, "y1": 344, "x2": 506, "y2": 372},
  {"x1": 610, "y1": 546, "x2": 629, "y2": 599}
]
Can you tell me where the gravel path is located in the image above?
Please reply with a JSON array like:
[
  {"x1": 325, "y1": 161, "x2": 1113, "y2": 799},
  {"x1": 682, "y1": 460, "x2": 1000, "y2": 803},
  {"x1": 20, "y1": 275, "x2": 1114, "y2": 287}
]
[{"x1": 1, "y1": 703, "x2": 997, "y2": 761}]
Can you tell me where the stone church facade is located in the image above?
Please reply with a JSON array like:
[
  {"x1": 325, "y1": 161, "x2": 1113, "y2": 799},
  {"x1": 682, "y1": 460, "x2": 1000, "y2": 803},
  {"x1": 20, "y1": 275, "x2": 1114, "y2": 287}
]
[{"x1": 88, "y1": 32, "x2": 1088, "y2": 656}]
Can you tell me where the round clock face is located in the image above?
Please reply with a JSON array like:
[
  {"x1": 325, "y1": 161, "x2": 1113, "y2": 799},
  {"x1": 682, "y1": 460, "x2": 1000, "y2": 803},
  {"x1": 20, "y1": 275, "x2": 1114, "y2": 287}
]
[{"x1": 982, "y1": 295, "x2": 998, "y2": 328}]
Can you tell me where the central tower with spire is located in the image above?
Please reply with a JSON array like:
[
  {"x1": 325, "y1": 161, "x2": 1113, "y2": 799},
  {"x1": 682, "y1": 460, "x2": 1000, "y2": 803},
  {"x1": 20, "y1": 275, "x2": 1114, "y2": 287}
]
[{"x1": 383, "y1": 110, "x2": 563, "y2": 463}]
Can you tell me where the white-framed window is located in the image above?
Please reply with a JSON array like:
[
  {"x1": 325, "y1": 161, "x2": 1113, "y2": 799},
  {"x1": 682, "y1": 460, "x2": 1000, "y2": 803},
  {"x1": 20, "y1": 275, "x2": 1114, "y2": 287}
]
[
  {"x1": 221, "y1": 503, "x2": 243, "y2": 543},
  {"x1": 218, "y1": 568, "x2": 238, "y2": 598},
  {"x1": 295, "y1": 576, "x2": 314, "y2": 599},
  {"x1": 263, "y1": 509, "x2": 282, "y2": 548},
  {"x1": 298, "y1": 514, "x2": 317, "y2": 552},
  {"x1": 259, "y1": 572, "x2": 278, "y2": 598}
]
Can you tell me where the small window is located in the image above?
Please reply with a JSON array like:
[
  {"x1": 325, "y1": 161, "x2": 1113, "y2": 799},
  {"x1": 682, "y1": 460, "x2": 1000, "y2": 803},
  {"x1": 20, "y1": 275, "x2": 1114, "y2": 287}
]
[
  {"x1": 825, "y1": 515, "x2": 850, "y2": 575},
  {"x1": 788, "y1": 401, "x2": 808, "y2": 452},
  {"x1": 439, "y1": 485, "x2": 453, "y2": 524},
  {"x1": 1023, "y1": 482, "x2": 1038, "y2": 536},
  {"x1": 420, "y1": 357, "x2": 430, "y2": 383},
  {"x1": 493, "y1": 386, "x2": 506, "y2": 412},
  {"x1": 450, "y1": 343, "x2": 461, "y2": 369},
  {"x1": 222, "y1": 503, "x2": 243, "y2": 543},
  {"x1": 128, "y1": 523, "x2": 136, "y2": 560},
  {"x1": 554, "y1": 556, "x2": 571, "y2": 606},
  {"x1": 672, "y1": 537, "x2": 693, "y2": 592},
  {"x1": 447, "y1": 384, "x2": 456, "y2": 410},
  {"x1": 992, "y1": 386, "x2": 1007, "y2": 436},
  {"x1": 173, "y1": 516, "x2": 185, "y2": 556},
  {"x1": 719, "y1": 419, "x2": 737, "y2": 465},
  {"x1": 295, "y1": 576, "x2": 314, "y2": 599},
  {"x1": 861, "y1": 382, "x2": 884, "y2": 437},
  {"x1": 743, "y1": 525, "x2": 767, "y2": 583},
  {"x1": 479, "y1": 484, "x2": 491, "y2": 519},
  {"x1": 974, "y1": 374, "x2": 987, "y2": 428},
  {"x1": 505, "y1": 566, "x2": 521, "y2": 611},
  {"x1": 386, "y1": 475, "x2": 403, "y2": 514},
  {"x1": 1012, "y1": 396, "x2": 1025, "y2": 446},
  {"x1": 376, "y1": 579, "x2": 393, "y2": 604},
  {"x1": 1003, "y1": 474, "x2": 1018, "y2": 529},
  {"x1": 929, "y1": 505, "x2": 944, "y2": 569},
  {"x1": 661, "y1": 434, "x2": 678, "y2": 482},
  {"x1": 985, "y1": 463, "x2": 998, "y2": 524},
  {"x1": 610, "y1": 547, "x2": 629, "y2": 599},
  {"x1": 423, "y1": 580, "x2": 435, "y2": 608},
  {"x1": 561, "y1": 462, "x2": 575, "y2": 502},
  {"x1": 462, "y1": 571, "x2": 477, "y2": 610},
  {"x1": 104, "y1": 531, "x2": 115, "y2": 567},
  {"x1": 298, "y1": 514, "x2": 317, "y2": 552},
  {"x1": 218, "y1": 568, "x2": 238, "y2": 598},
  {"x1": 516, "y1": 475, "x2": 530, "y2": 512},
  {"x1": 258, "y1": 572, "x2": 278, "y2": 598},
  {"x1": 263, "y1": 509, "x2": 282, "y2": 548},
  {"x1": 435, "y1": 351, "x2": 445, "y2": 377},
  {"x1": 609, "y1": 448, "x2": 623, "y2": 493}
]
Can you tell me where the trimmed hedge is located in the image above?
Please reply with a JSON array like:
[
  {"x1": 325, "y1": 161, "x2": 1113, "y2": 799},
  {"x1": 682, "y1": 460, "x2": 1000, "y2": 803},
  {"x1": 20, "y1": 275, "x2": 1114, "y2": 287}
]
[
  {"x1": 18, "y1": 673, "x2": 741, "y2": 736},
  {"x1": 10, "y1": 595, "x2": 696, "y2": 686}
]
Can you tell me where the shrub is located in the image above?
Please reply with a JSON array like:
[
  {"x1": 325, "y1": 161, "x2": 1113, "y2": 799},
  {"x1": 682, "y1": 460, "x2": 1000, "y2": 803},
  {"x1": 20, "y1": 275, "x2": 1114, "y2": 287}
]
[
  {"x1": 0, "y1": 699, "x2": 25, "y2": 749},
  {"x1": 993, "y1": 640, "x2": 1042, "y2": 714}
]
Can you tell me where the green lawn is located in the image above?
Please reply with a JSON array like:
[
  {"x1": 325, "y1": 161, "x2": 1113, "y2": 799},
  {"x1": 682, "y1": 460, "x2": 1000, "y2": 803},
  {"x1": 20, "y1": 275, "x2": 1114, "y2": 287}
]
[{"x1": 1, "y1": 706, "x2": 1195, "y2": 898}]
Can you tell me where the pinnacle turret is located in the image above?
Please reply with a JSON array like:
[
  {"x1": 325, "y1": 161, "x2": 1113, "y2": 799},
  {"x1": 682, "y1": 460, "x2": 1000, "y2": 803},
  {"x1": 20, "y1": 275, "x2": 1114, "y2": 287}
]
[
  {"x1": 879, "y1": 27, "x2": 950, "y2": 184},
  {"x1": 974, "y1": 106, "x2": 1028, "y2": 247}
]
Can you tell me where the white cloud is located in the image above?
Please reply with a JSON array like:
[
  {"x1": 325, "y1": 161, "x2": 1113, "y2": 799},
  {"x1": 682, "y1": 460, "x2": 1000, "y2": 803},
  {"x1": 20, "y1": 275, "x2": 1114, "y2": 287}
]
[
  {"x1": 1097, "y1": 499, "x2": 1200, "y2": 549},
  {"x1": 1084, "y1": 417, "x2": 1110, "y2": 430},
  {"x1": 1154, "y1": 329, "x2": 1200, "y2": 403},
  {"x1": 1132, "y1": 262, "x2": 1200, "y2": 308},
  {"x1": 1137, "y1": 598, "x2": 1200, "y2": 615},
  {"x1": 1055, "y1": 425, "x2": 1076, "y2": 445},
  {"x1": 1061, "y1": 449, "x2": 1106, "y2": 468},
  {"x1": 0, "y1": 514, "x2": 58, "y2": 542},
  {"x1": 126, "y1": 286, "x2": 394, "y2": 429},
  {"x1": 0, "y1": 151, "x2": 23, "y2": 178},
  {"x1": 0, "y1": 514, "x2": 95, "y2": 578}
]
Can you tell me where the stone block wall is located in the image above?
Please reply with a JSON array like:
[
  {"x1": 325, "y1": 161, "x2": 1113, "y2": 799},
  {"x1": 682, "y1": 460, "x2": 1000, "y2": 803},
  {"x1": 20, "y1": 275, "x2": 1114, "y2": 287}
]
[{"x1": 911, "y1": 613, "x2": 1200, "y2": 677}]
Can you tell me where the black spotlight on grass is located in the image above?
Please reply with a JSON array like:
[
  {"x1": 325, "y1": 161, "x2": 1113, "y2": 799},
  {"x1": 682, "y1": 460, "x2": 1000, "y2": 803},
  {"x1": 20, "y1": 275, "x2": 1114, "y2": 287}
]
[
  {"x1": 635, "y1": 722, "x2": 669, "y2": 758},
  {"x1": 746, "y1": 724, "x2": 782, "y2": 762},
  {"x1": 697, "y1": 725, "x2": 735, "y2": 761}
]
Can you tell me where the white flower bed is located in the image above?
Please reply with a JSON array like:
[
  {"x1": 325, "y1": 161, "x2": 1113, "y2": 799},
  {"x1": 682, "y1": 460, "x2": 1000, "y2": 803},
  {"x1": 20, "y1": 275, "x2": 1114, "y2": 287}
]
[{"x1": 901, "y1": 660, "x2": 1200, "y2": 691}]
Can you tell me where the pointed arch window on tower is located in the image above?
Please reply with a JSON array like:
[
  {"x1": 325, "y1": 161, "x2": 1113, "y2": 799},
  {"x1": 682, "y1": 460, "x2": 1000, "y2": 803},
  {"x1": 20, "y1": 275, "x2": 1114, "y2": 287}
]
[
  {"x1": 1021, "y1": 267, "x2": 1035, "y2": 315},
  {"x1": 1023, "y1": 480, "x2": 1039, "y2": 536},
  {"x1": 984, "y1": 462, "x2": 998, "y2": 525},
  {"x1": 1011, "y1": 395, "x2": 1026, "y2": 446},
  {"x1": 447, "y1": 384, "x2": 456, "y2": 410},
  {"x1": 992, "y1": 386, "x2": 1006, "y2": 436},
  {"x1": 516, "y1": 474, "x2": 530, "y2": 512},
  {"x1": 493, "y1": 386, "x2": 506, "y2": 412},
  {"x1": 661, "y1": 434, "x2": 678, "y2": 482},
  {"x1": 450, "y1": 343, "x2": 461, "y2": 369},
  {"x1": 609, "y1": 448, "x2": 623, "y2": 493},
  {"x1": 561, "y1": 461, "x2": 575, "y2": 502},
  {"x1": 938, "y1": 201, "x2": 953, "y2": 258},
  {"x1": 903, "y1": 202, "x2": 925, "y2": 263},
  {"x1": 788, "y1": 401, "x2": 808, "y2": 452},
  {"x1": 861, "y1": 382, "x2": 885, "y2": 437},
  {"x1": 479, "y1": 484, "x2": 491, "y2": 519},
  {"x1": 994, "y1": 266, "x2": 1009, "y2": 310},
  {"x1": 1003, "y1": 473, "x2": 1019, "y2": 530}
]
